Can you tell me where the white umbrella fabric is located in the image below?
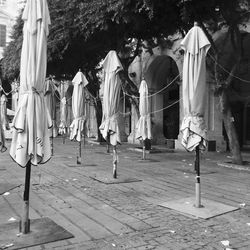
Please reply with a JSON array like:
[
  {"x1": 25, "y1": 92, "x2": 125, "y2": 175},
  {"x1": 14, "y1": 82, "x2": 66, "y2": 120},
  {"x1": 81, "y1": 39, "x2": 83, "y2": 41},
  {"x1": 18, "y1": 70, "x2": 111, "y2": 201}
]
[
  {"x1": 180, "y1": 23, "x2": 210, "y2": 207},
  {"x1": 58, "y1": 97, "x2": 68, "y2": 136},
  {"x1": 58, "y1": 81, "x2": 69, "y2": 143},
  {"x1": 99, "y1": 50, "x2": 123, "y2": 178},
  {"x1": 9, "y1": 0, "x2": 51, "y2": 233},
  {"x1": 0, "y1": 96, "x2": 7, "y2": 153},
  {"x1": 45, "y1": 79, "x2": 58, "y2": 138},
  {"x1": 136, "y1": 79, "x2": 152, "y2": 159},
  {"x1": 11, "y1": 80, "x2": 20, "y2": 111},
  {"x1": 45, "y1": 79, "x2": 58, "y2": 155},
  {"x1": 1, "y1": 95, "x2": 10, "y2": 131},
  {"x1": 69, "y1": 71, "x2": 89, "y2": 164}
]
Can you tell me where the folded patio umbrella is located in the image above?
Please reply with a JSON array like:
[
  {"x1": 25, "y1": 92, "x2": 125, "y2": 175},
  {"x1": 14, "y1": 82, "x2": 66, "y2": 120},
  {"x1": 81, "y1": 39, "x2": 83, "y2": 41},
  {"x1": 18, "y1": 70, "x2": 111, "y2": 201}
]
[
  {"x1": 0, "y1": 95, "x2": 10, "y2": 131},
  {"x1": 136, "y1": 80, "x2": 152, "y2": 140},
  {"x1": 58, "y1": 96, "x2": 68, "y2": 135},
  {"x1": 44, "y1": 79, "x2": 58, "y2": 138},
  {"x1": 69, "y1": 71, "x2": 89, "y2": 142},
  {"x1": 0, "y1": 99, "x2": 7, "y2": 153},
  {"x1": 99, "y1": 50, "x2": 123, "y2": 146},
  {"x1": 180, "y1": 23, "x2": 210, "y2": 207},
  {"x1": 99, "y1": 50, "x2": 123, "y2": 178},
  {"x1": 11, "y1": 80, "x2": 20, "y2": 111},
  {"x1": 69, "y1": 71, "x2": 89, "y2": 164},
  {"x1": 180, "y1": 24, "x2": 210, "y2": 152},
  {"x1": 136, "y1": 80, "x2": 152, "y2": 159},
  {"x1": 9, "y1": 0, "x2": 51, "y2": 233}
]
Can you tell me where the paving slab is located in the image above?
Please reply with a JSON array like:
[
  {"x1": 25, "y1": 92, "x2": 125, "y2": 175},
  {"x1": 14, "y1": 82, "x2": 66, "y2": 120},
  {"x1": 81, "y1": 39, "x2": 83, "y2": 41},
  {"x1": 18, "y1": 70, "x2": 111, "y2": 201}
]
[{"x1": 0, "y1": 217, "x2": 73, "y2": 250}]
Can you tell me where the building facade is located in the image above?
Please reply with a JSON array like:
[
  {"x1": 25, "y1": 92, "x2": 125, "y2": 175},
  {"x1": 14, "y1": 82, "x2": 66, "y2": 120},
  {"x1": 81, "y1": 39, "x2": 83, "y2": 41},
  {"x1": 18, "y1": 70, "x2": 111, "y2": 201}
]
[{"x1": 127, "y1": 31, "x2": 250, "y2": 151}]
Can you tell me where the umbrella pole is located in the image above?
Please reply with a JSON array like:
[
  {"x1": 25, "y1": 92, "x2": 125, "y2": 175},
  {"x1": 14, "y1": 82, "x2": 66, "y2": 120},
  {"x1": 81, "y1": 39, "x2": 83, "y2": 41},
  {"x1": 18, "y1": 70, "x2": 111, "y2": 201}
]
[
  {"x1": 83, "y1": 124, "x2": 86, "y2": 146},
  {"x1": 63, "y1": 133, "x2": 66, "y2": 144},
  {"x1": 142, "y1": 140, "x2": 146, "y2": 160},
  {"x1": 106, "y1": 133, "x2": 110, "y2": 153},
  {"x1": 77, "y1": 141, "x2": 82, "y2": 164},
  {"x1": 195, "y1": 146, "x2": 202, "y2": 208},
  {"x1": 113, "y1": 145, "x2": 117, "y2": 178},
  {"x1": 51, "y1": 135, "x2": 54, "y2": 156},
  {"x1": 20, "y1": 160, "x2": 31, "y2": 234}
]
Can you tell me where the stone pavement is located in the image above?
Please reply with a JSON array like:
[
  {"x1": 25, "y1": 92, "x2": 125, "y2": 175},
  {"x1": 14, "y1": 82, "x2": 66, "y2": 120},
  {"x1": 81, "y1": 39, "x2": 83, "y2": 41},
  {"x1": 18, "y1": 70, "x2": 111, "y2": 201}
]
[{"x1": 0, "y1": 137, "x2": 250, "y2": 250}]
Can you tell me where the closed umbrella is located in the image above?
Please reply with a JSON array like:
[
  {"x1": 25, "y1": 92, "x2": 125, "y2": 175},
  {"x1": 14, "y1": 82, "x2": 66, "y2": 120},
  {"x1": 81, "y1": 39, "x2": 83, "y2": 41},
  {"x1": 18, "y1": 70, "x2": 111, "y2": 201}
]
[
  {"x1": 1, "y1": 95, "x2": 10, "y2": 131},
  {"x1": 45, "y1": 78, "x2": 58, "y2": 155},
  {"x1": 136, "y1": 79, "x2": 152, "y2": 159},
  {"x1": 99, "y1": 50, "x2": 123, "y2": 178},
  {"x1": 9, "y1": 0, "x2": 51, "y2": 233},
  {"x1": 69, "y1": 70, "x2": 89, "y2": 164},
  {"x1": 180, "y1": 22, "x2": 210, "y2": 207},
  {"x1": 11, "y1": 80, "x2": 20, "y2": 111},
  {"x1": 0, "y1": 92, "x2": 7, "y2": 153},
  {"x1": 58, "y1": 81, "x2": 69, "y2": 143}
]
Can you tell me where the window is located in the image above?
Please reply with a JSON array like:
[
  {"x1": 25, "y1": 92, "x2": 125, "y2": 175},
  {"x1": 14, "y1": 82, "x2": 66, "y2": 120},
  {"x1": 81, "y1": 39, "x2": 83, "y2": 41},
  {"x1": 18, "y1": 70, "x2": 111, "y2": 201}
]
[{"x1": 0, "y1": 24, "x2": 6, "y2": 47}]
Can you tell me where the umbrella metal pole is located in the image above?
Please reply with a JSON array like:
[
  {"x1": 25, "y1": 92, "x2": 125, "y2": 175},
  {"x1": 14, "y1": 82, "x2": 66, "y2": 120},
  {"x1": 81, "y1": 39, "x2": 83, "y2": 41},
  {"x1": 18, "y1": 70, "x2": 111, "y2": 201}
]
[
  {"x1": 63, "y1": 133, "x2": 66, "y2": 144},
  {"x1": 51, "y1": 135, "x2": 54, "y2": 156},
  {"x1": 142, "y1": 140, "x2": 146, "y2": 160},
  {"x1": 83, "y1": 125, "x2": 86, "y2": 146},
  {"x1": 20, "y1": 160, "x2": 31, "y2": 234},
  {"x1": 106, "y1": 133, "x2": 110, "y2": 153},
  {"x1": 195, "y1": 146, "x2": 202, "y2": 208},
  {"x1": 113, "y1": 146, "x2": 117, "y2": 178},
  {"x1": 77, "y1": 141, "x2": 82, "y2": 164}
]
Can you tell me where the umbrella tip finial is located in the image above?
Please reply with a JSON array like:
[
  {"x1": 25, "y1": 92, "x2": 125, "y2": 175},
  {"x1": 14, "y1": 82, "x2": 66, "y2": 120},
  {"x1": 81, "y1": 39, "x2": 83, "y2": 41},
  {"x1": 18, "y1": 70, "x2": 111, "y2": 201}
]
[
  {"x1": 194, "y1": 21, "x2": 199, "y2": 26},
  {"x1": 79, "y1": 68, "x2": 81, "y2": 72}
]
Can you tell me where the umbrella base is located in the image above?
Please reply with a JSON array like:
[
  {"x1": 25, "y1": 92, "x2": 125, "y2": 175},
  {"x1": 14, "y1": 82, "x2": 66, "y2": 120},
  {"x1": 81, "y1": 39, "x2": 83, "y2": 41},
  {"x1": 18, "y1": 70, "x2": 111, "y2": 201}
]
[
  {"x1": 159, "y1": 197, "x2": 239, "y2": 219},
  {"x1": 0, "y1": 217, "x2": 74, "y2": 250},
  {"x1": 90, "y1": 172, "x2": 142, "y2": 184}
]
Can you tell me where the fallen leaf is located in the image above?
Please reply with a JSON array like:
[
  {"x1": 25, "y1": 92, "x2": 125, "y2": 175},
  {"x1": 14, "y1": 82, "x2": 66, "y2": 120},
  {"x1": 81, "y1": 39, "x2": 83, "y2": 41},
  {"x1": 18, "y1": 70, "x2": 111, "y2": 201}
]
[{"x1": 3, "y1": 192, "x2": 10, "y2": 196}]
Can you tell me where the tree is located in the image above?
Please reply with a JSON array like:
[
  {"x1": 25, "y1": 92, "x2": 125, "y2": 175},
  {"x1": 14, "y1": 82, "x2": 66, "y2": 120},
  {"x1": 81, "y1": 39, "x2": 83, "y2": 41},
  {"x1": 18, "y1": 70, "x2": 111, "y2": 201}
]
[{"x1": 1, "y1": 0, "x2": 249, "y2": 161}]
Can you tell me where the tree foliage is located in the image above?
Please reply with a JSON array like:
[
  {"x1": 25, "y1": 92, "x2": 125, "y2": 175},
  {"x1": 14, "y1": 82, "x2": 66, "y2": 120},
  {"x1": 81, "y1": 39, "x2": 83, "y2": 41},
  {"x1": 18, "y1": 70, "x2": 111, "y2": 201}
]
[{"x1": 1, "y1": 0, "x2": 250, "y2": 160}]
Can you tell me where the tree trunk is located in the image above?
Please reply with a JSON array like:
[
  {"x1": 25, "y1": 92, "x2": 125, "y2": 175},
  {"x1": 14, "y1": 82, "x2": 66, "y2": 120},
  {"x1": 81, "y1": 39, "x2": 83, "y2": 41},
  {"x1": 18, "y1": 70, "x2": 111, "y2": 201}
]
[{"x1": 220, "y1": 92, "x2": 243, "y2": 164}]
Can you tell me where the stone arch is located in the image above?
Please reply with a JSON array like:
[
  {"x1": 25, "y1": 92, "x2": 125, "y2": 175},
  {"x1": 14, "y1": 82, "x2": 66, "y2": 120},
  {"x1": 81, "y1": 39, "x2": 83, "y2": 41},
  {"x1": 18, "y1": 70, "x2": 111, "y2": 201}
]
[{"x1": 128, "y1": 50, "x2": 180, "y2": 144}]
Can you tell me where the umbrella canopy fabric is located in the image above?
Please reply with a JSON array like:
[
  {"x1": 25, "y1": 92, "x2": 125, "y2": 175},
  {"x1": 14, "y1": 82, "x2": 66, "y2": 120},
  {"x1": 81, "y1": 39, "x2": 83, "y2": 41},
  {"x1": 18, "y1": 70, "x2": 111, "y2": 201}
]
[
  {"x1": 11, "y1": 80, "x2": 20, "y2": 111},
  {"x1": 10, "y1": 0, "x2": 51, "y2": 167},
  {"x1": 0, "y1": 97, "x2": 7, "y2": 153},
  {"x1": 58, "y1": 97, "x2": 68, "y2": 135},
  {"x1": 69, "y1": 71, "x2": 89, "y2": 142},
  {"x1": 180, "y1": 25, "x2": 210, "y2": 152},
  {"x1": 57, "y1": 81, "x2": 69, "y2": 135},
  {"x1": 99, "y1": 50, "x2": 123, "y2": 146},
  {"x1": 0, "y1": 95, "x2": 10, "y2": 131},
  {"x1": 136, "y1": 80, "x2": 152, "y2": 140},
  {"x1": 45, "y1": 79, "x2": 58, "y2": 137}
]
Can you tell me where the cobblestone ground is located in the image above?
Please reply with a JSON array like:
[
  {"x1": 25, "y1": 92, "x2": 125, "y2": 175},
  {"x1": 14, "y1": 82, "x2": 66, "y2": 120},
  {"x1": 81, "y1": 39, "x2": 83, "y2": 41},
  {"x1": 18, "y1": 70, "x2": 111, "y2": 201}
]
[{"x1": 0, "y1": 138, "x2": 250, "y2": 250}]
